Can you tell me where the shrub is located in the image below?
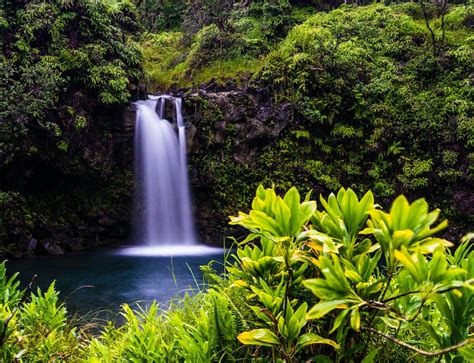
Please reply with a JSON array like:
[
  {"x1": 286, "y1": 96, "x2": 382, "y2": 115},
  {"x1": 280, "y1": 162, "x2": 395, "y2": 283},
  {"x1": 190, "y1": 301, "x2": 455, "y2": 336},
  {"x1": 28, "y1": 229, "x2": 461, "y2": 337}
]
[
  {"x1": 255, "y1": 4, "x2": 473, "y2": 233},
  {"x1": 0, "y1": 265, "x2": 81, "y2": 362},
  {"x1": 229, "y1": 185, "x2": 473, "y2": 361}
]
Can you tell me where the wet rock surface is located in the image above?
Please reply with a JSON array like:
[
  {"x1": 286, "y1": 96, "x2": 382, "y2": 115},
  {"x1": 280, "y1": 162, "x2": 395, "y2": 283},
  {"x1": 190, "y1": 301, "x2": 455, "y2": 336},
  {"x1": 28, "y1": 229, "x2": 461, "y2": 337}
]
[
  {"x1": 182, "y1": 86, "x2": 292, "y2": 244},
  {"x1": 184, "y1": 87, "x2": 291, "y2": 164}
]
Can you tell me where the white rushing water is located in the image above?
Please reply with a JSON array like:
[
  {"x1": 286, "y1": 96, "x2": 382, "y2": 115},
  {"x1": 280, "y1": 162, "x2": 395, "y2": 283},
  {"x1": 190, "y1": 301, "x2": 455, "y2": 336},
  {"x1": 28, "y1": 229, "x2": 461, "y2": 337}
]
[{"x1": 132, "y1": 96, "x2": 198, "y2": 250}]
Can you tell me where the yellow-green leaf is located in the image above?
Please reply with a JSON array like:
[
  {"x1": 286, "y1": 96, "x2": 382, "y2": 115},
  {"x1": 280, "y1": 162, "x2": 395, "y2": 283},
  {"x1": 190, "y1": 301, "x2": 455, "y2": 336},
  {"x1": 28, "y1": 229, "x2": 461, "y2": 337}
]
[
  {"x1": 350, "y1": 307, "x2": 360, "y2": 332},
  {"x1": 237, "y1": 329, "x2": 280, "y2": 347},
  {"x1": 297, "y1": 332, "x2": 339, "y2": 349}
]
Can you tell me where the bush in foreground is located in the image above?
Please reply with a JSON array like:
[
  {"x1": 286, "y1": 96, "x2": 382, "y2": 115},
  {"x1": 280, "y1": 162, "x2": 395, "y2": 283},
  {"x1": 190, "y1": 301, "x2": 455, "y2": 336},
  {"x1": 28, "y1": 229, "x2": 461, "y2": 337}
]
[{"x1": 1, "y1": 186, "x2": 473, "y2": 361}]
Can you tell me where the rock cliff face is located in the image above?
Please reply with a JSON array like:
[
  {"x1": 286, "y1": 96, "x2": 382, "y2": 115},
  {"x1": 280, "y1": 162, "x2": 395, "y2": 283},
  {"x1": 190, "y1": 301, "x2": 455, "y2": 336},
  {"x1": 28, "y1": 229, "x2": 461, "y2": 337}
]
[
  {"x1": 1, "y1": 106, "x2": 136, "y2": 257},
  {"x1": 183, "y1": 87, "x2": 292, "y2": 244},
  {"x1": 185, "y1": 89, "x2": 290, "y2": 162}
]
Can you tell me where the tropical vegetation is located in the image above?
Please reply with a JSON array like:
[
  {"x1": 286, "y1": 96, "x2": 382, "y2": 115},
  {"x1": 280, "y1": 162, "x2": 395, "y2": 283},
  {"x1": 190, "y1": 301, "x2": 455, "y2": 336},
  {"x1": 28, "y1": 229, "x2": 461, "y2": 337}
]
[
  {"x1": 1, "y1": 186, "x2": 473, "y2": 361},
  {"x1": 0, "y1": 0, "x2": 472, "y2": 361}
]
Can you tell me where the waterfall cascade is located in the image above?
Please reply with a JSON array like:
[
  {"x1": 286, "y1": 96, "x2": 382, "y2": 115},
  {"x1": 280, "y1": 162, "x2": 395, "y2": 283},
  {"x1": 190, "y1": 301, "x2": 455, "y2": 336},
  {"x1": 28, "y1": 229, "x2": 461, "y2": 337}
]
[
  {"x1": 133, "y1": 96, "x2": 196, "y2": 246},
  {"x1": 117, "y1": 95, "x2": 221, "y2": 257}
]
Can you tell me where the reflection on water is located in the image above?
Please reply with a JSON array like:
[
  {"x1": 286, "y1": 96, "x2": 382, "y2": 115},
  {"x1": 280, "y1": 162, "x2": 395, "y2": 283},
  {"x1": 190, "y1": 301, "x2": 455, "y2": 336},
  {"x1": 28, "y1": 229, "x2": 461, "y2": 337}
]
[{"x1": 6, "y1": 246, "x2": 226, "y2": 314}]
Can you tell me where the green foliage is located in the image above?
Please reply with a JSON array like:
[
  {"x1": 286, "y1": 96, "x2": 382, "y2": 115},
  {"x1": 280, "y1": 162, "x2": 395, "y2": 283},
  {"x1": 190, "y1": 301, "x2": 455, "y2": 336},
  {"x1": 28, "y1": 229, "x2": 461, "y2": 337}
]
[
  {"x1": 362, "y1": 195, "x2": 450, "y2": 269},
  {"x1": 174, "y1": 4, "x2": 472, "y2": 238},
  {"x1": 182, "y1": 0, "x2": 234, "y2": 35},
  {"x1": 251, "y1": 4, "x2": 473, "y2": 232},
  {"x1": 84, "y1": 287, "x2": 248, "y2": 362},
  {"x1": 0, "y1": 261, "x2": 21, "y2": 310},
  {"x1": 0, "y1": 192, "x2": 34, "y2": 252},
  {"x1": 0, "y1": 262, "x2": 81, "y2": 362},
  {"x1": 230, "y1": 185, "x2": 473, "y2": 362},
  {"x1": 135, "y1": 0, "x2": 186, "y2": 31},
  {"x1": 247, "y1": 0, "x2": 295, "y2": 40},
  {"x1": 0, "y1": 0, "x2": 142, "y2": 249},
  {"x1": 230, "y1": 185, "x2": 316, "y2": 238},
  {"x1": 0, "y1": 259, "x2": 248, "y2": 362},
  {"x1": 141, "y1": 28, "x2": 263, "y2": 91},
  {"x1": 139, "y1": 0, "x2": 312, "y2": 90}
]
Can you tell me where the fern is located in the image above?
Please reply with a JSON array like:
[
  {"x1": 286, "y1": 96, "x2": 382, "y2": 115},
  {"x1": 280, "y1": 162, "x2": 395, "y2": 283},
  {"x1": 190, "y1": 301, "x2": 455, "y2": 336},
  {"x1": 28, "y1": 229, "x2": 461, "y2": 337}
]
[{"x1": 0, "y1": 262, "x2": 22, "y2": 310}]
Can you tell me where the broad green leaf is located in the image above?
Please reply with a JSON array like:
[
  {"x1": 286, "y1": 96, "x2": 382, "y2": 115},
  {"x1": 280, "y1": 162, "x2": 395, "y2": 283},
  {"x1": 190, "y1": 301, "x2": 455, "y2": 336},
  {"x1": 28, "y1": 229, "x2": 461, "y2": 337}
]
[
  {"x1": 284, "y1": 187, "x2": 301, "y2": 235},
  {"x1": 406, "y1": 198, "x2": 428, "y2": 230},
  {"x1": 249, "y1": 210, "x2": 280, "y2": 235},
  {"x1": 394, "y1": 249, "x2": 423, "y2": 284},
  {"x1": 273, "y1": 197, "x2": 291, "y2": 235},
  {"x1": 429, "y1": 250, "x2": 448, "y2": 282},
  {"x1": 379, "y1": 316, "x2": 400, "y2": 330},
  {"x1": 458, "y1": 347, "x2": 474, "y2": 361},
  {"x1": 239, "y1": 233, "x2": 261, "y2": 244},
  {"x1": 392, "y1": 229, "x2": 414, "y2": 249},
  {"x1": 344, "y1": 269, "x2": 362, "y2": 283},
  {"x1": 319, "y1": 255, "x2": 354, "y2": 293},
  {"x1": 330, "y1": 309, "x2": 350, "y2": 333},
  {"x1": 390, "y1": 195, "x2": 410, "y2": 230},
  {"x1": 297, "y1": 332, "x2": 339, "y2": 349},
  {"x1": 298, "y1": 201, "x2": 317, "y2": 229},
  {"x1": 237, "y1": 329, "x2": 280, "y2": 347},
  {"x1": 355, "y1": 191, "x2": 374, "y2": 230},
  {"x1": 290, "y1": 302, "x2": 308, "y2": 335},
  {"x1": 419, "y1": 319, "x2": 442, "y2": 345},
  {"x1": 417, "y1": 237, "x2": 453, "y2": 254},
  {"x1": 306, "y1": 299, "x2": 349, "y2": 319},
  {"x1": 417, "y1": 219, "x2": 448, "y2": 240},
  {"x1": 256, "y1": 185, "x2": 266, "y2": 200}
]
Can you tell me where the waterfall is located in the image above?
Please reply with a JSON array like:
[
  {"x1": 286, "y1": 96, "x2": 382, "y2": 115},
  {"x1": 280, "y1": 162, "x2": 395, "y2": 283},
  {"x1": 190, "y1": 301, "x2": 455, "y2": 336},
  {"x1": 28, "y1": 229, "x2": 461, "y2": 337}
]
[{"x1": 133, "y1": 96, "x2": 196, "y2": 246}]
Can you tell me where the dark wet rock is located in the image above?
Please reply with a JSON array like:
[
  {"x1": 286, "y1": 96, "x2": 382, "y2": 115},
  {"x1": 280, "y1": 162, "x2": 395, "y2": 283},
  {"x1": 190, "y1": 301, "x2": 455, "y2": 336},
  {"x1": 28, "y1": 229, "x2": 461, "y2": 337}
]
[
  {"x1": 180, "y1": 86, "x2": 292, "y2": 244},
  {"x1": 27, "y1": 238, "x2": 38, "y2": 251},
  {"x1": 33, "y1": 220, "x2": 53, "y2": 239},
  {"x1": 65, "y1": 237, "x2": 86, "y2": 251},
  {"x1": 184, "y1": 87, "x2": 291, "y2": 165},
  {"x1": 40, "y1": 239, "x2": 65, "y2": 255},
  {"x1": 25, "y1": 238, "x2": 38, "y2": 256},
  {"x1": 97, "y1": 213, "x2": 118, "y2": 227},
  {"x1": 76, "y1": 224, "x2": 92, "y2": 237},
  {"x1": 52, "y1": 231, "x2": 73, "y2": 242}
]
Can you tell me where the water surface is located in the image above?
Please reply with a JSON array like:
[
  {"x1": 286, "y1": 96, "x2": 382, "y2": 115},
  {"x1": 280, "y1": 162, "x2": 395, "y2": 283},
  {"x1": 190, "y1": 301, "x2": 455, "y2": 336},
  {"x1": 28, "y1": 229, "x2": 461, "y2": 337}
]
[{"x1": 7, "y1": 246, "x2": 225, "y2": 314}]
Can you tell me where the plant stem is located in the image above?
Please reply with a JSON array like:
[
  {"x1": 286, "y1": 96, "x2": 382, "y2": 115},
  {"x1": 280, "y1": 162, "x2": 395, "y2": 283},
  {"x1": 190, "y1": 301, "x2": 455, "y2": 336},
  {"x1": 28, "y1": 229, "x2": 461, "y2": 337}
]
[
  {"x1": 379, "y1": 271, "x2": 392, "y2": 302},
  {"x1": 363, "y1": 327, "x2": 474, "y2": 357},
  {"x1": 420, "y1": 0, "x2": 438, "y2": 57},
  {"x1": 383, "y1": 280, "x2": 474, "y2": 303}
]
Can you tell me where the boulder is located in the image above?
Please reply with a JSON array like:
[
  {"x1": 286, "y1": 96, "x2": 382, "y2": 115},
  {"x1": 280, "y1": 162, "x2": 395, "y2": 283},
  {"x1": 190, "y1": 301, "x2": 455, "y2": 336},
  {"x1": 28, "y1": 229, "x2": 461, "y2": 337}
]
[
  {"x1": 40, "y1": 239, "x2": 65, "y2": 255},
  {"x1": 27, "y1": 238, "x2": 38, "y2": 254},
  {"x1": 65, "y1": 237, "x2": 86, "y2": 251}
]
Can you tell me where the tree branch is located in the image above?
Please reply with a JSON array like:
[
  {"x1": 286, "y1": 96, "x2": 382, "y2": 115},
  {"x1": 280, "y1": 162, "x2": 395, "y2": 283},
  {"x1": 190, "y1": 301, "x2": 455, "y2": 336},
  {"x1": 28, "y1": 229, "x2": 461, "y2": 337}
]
[
  {"x1": 363, "y1": 327, "x2": 474, "y2": 357},
  {"x1": 420, "y1": 1, "x2": 438, "y2": 57},
  {"x1": 440, "y1": 0, "x2": 448, "y2": 52},
  {"x1": 383, "y1": 281, "x2": 473, "y2": 304}
]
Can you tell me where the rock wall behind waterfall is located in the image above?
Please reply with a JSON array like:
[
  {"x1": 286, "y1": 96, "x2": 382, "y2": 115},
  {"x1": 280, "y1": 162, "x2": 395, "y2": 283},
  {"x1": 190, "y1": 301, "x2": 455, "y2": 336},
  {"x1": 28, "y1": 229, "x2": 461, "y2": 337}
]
[{"x1": 183, "y1": 86, "x2": 293, "y2": 244}]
